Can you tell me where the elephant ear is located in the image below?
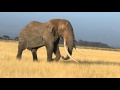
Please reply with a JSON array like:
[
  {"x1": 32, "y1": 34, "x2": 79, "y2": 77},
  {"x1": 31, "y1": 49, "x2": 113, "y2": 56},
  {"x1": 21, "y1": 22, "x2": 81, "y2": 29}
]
[
  {"x1": 46, "y1": 22, "x2": 57, "y2": 36},
  {"x1": 46, "y1": 22, "x2": 54, "y2": 32}
]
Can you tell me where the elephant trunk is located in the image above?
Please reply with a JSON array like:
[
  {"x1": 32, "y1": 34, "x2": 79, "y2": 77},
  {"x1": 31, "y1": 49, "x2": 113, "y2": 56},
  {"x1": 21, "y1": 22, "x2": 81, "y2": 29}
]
[
  {"x1": 62, "y1": 38, "x2": 79, "y2": 63},
  {"x1": 62, "y1": 38, "x2": 73, "y2": 60}
]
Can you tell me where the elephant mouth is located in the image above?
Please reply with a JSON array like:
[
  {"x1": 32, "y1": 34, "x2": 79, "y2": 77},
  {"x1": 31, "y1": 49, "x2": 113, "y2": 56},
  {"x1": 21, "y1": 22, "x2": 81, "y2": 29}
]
[{"x1": 62, "y1": 38, "x2": 86, "y2": 63}]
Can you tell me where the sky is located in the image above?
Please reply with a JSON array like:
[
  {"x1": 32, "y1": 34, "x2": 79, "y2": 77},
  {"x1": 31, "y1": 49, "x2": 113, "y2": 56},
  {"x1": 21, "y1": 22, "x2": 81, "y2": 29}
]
[{"x1": 0, "y1": 12, "x2": 120, "y2": 48}]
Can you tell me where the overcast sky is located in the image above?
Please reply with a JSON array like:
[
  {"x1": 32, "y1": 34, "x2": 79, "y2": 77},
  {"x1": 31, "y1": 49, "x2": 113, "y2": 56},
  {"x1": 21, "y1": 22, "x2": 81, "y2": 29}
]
[{"x1": 0, "y1": 12, "x2": 120, "y2": 48}]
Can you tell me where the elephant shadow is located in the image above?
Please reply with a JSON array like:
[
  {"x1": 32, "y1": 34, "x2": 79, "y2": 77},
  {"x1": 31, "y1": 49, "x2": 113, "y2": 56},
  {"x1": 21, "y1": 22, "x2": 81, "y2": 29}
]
[{"x1": 62, "y1": 60, "x2": 120, "y2": 66}]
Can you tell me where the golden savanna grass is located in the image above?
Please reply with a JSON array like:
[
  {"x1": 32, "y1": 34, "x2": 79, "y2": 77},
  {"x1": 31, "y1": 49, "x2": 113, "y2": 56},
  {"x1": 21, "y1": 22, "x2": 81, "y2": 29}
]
[{"x1": 0, "y1": 40, "x2": 120, "y2": 78}]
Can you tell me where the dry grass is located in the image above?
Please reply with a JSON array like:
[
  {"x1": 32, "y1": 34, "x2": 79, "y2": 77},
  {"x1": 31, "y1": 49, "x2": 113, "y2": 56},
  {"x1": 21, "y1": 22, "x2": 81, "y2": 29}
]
[{"x1": 0, "y1": 40, "x2": 120, "y2": 78}]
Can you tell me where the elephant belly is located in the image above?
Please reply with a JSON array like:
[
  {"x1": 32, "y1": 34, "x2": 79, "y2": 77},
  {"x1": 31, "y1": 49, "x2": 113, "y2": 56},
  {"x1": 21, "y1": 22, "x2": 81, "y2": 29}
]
[{"x1": 26, "y1": 37, "x2": 45, "y2": 48}]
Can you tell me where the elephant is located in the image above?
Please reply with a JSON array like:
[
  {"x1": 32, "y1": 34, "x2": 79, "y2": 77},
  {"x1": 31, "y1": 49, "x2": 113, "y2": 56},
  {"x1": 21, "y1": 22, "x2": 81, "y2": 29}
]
[{"x1": 16, "y1": 19, "x2": 85, "y2": 63}]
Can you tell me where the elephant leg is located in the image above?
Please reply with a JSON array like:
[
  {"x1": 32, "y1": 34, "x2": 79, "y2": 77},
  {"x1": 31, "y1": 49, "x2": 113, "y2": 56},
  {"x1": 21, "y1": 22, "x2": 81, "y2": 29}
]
[
  {"x1": 45, "y1": 43, "x2": 54, "y2": 62},
  {"x1": 53, "y1": 39, "x2": 61, "y2": 61},
  {"x1": 31, "y1": 48, "x2": 38, "y2": 61},
  {"x1": 16, "y1": 42, "x2": 26, "y2": 60}
]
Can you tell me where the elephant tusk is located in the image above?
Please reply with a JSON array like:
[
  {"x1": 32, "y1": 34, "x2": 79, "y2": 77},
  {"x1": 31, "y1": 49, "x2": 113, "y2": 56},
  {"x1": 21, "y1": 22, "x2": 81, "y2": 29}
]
[
  {"x1": 74, "y1": 47, "x2": 86, "y2": 57},
  {"x1": 63, "y1": 39, "x2": 79, "y2": 63}
]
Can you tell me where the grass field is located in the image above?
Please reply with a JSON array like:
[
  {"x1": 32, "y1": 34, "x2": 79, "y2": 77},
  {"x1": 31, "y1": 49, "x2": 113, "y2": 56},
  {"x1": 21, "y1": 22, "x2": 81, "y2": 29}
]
[{"x1": 0, "y1": 40, "x2": 120, "y2": 78}]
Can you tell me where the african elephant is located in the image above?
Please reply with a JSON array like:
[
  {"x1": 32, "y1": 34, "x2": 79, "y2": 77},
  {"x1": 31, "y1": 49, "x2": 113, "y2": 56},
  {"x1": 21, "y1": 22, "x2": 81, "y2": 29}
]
[{"x1": 16, "y1": 19, "x2": 85, "y2": 62}]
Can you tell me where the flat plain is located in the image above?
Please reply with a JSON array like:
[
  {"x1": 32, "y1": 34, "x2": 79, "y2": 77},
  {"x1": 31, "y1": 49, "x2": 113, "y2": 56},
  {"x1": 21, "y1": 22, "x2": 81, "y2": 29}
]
[{"x1": 0, "y1": 40, "x2": 120, "y2": 78}]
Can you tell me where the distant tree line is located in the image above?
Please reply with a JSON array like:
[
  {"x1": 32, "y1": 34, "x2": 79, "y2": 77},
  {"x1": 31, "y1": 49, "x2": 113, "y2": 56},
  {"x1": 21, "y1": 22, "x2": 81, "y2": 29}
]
[
  {"x1": 0, "y1": 35, "x2": 110, "y2": 48},
  {"x1": 0, "y1": 35, "x2": 18, "y2": 41},
  {"x1": 59, "y1": 39, "x2": 110, "y2": 48}
]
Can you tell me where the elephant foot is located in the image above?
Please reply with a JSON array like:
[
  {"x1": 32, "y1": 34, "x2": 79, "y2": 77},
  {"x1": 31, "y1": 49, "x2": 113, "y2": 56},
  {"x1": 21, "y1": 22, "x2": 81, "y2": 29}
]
[
  {"x1": 53, "y1": 57, "x2": 60, "y2": 62},
  {"x1": 33, "y1": 57, "x2": 39, "y2": 62},
  {"x1": 61, "y1": 56, "x2": 70, "y2": 60},
  {"x1": 33, "y1": 60, "x2": 39, "y2": 62},
  {"x1": 47, "y1": 59, "x2": 54, "y2": 62},
  {"x1": 16, "y1": 56, "x2": 21, "y2": 60}
]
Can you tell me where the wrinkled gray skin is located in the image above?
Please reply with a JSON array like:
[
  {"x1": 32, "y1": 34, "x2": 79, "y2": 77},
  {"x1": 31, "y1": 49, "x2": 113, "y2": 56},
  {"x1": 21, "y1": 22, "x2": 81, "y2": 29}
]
[{"x1": 16, "y1": 19, "x2": 75, "y2": 62}]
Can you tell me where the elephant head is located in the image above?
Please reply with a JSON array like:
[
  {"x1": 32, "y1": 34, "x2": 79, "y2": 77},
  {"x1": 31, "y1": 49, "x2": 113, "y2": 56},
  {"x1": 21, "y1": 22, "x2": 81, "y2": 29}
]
[
  {"x1": 58, "y1": 20, "x2": 75, "y2": 59},
  {"x1": 48, "y1": 19, "x2": 85, "y2": 62}
]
